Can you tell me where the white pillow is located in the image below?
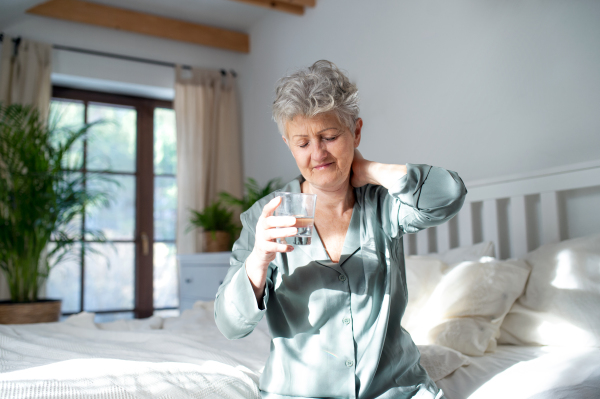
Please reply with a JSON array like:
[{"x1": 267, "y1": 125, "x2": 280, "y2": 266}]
[
  {"x1": 499, "y1": 234, "x2": 600, "y2": 347},
  {"x1": 417, "y1": 344, "x2": 471, "y2": 381},
  {"x1": 407, "y1": 257, "x2": 530, "y2": 356},
  {"x1": 434, "y1": 241, "x2": 496, "y2": 266},
  {"x1": 403, "y1": 256, "x2": 447, "y2": 333},
  {"x1": 65, "y1": 312, "x2": 164, "y2": 331},
  {"x1": 162, "y1": 300, "x2": 215, "y2": 331},
  {"x1": 64, "y1": 312, "x2": 97, "y2": 329},
  {"x1": 163, "y1": 300, "x2": 271, "y2": 337}
]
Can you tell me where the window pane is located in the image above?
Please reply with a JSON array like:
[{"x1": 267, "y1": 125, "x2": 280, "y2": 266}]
[
  {"x1": 154, "y1": 176, "x2": 177, "y2": 241},
  {"x1": 84, "y1": 243, "x2": 134, "y2": 311},
  {"x1": 86, "y1": 174, "x2": 135, "y2": 240},
  {"x1": 154, "y1": 108, "x2": 176, "y2": 175},
  {"x1": 49, "y1": 99, "x2": 85, "y2": 169},
  {"x1": 153, "y1": 242, "x2": 178, "y2": 309},
  {"x1": 46, "y1": 243, "x2": 81, "y2": 314},
  {"x1": 51, "y1": 171, "x2": 83, "y2": 241},
  {"x1": 87, "y1": 103, "x2": 136, "y2": 172}
]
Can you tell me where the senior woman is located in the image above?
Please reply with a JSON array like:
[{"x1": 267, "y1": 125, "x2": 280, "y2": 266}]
[{"x1": 215, "y1": 60, "x2": 466, "y2": 399}]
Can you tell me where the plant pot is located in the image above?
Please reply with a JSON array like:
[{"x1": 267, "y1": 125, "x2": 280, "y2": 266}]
[
  {"x1": 203, "y1": 231, "x2": 231, "y2": 252},
  {"x1": 0, "y1": 299, "x2": 62, "y2": 324}
]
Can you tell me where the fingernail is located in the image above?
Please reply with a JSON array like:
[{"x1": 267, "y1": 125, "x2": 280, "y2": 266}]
[{"x1": 287, "y1": 246, "x2": 294, "y2": 252}]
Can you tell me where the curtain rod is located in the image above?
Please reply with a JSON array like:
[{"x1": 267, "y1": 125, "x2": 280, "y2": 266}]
[{"x1": 0, "y1": 33, "x2": 237, "y2": 77}]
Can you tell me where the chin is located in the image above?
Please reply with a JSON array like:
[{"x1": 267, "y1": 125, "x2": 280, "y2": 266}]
[{"x1": 307, "y1": 171, "x2": 348, "y2": 189}]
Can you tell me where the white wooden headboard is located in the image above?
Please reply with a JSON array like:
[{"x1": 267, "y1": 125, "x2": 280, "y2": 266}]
[{"x1": 404, "y1": 160, "x2": 600, "y2": 260}]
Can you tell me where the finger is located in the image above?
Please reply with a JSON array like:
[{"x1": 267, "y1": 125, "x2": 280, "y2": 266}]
[
  {"x1": 265, "y1": 215, "x2": 297, "y2": 228},
  {"x1": 264, "y1": 227, "x2": 298, "y2": 241},
  {"x1": 263, "y1": 241, "x2": 294, "y2": 253},
  {"x1": 261, "y1": 196, "x2": 282, "y2": 219}
]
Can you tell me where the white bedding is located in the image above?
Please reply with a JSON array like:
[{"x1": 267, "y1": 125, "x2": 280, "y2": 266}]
[
  {"x1": 436, "y1": 345, "x2": 600, "y2": 399},
  {"x1": 2, "y1": 302, "x2": 598, "y2": 398},
  {"x1": 0, "y1": 305, "x2": 470, "y2": 398},
  {"x1": 0, "y1": 315, "x2": 270, "y2": 399}
]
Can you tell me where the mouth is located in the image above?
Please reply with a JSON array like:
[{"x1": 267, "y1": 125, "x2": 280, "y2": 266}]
[{"x1": 313, "y1": 162, "x2": 333, "y2": 171}]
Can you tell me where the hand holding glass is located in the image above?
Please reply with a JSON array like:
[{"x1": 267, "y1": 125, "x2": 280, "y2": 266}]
[{"x1": 274, "y1": 193, "x2": 317, "y2": 245}]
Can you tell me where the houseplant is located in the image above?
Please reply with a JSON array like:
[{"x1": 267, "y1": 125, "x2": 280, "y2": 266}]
[
  {"x1": 219, "y1": 177, "x2": 282, "y2": 213},
  {"x1": 189, "y1": 201, "x2": 238, "y2": 252},
  {"x1": 0, "y1": 103, "x2": 108, "y2": 324},
  {"x1": 188, "y1": 178, "x2": 283, "y2": 252}
]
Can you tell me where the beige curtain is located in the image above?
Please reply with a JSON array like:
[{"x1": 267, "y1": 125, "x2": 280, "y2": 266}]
[
  {"x1": 0, "y1": 36, "x2": 52, "y2": 300},
  {"x1": 175, "y1": 66, "x2": 243, "y2": 254},
  {"x1": 0, "y1": 35, "x2": 52, "y2": 120}
]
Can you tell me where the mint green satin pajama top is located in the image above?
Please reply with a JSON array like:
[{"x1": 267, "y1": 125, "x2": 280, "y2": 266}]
[{"x1": 215, "y1": 163, "x2": 467, "y2": 399}]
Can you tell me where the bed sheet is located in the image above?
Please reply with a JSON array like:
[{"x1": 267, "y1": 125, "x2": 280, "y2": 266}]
[
  {"x1": 0, "y1": 316, "x2": 271, "y2": 399},
  {"x1": 436, "y1": 345, "x2": 600, "y2": 399},
  {"x1": 0, "y1": 307, "x2": 475, "y2": 399}
]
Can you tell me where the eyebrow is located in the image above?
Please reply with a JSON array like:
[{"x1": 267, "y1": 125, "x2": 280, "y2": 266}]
[{"x1": 292, "y1": 127, "x2": 339, "y2": 138}]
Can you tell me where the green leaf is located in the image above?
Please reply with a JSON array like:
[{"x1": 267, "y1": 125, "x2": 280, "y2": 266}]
[
  {"x1": 218, "y1": 177, "x2": 282, "y2": 213},
  {"x1": 0, "y1": 103, "x2": 115, "y2": 303}
]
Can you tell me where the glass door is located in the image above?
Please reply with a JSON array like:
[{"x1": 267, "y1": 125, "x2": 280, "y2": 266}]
[{"x1": 48, "y1": 88, "x2": 178, "y2": 321}]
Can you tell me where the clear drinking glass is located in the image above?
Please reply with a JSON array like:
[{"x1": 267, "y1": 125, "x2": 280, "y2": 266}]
[{"x1": 275, "y1": 192, "x2": 317, "y2": 245}]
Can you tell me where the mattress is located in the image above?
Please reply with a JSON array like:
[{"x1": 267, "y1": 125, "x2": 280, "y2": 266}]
[{"x1": 436, "y1": 345, "x2": 600, "y2": 399}]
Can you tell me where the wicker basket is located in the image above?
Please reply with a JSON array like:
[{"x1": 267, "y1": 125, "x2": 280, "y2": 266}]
[
  {"x1": 0, "y1": 299, "x2": 62, "y2": 324},
  {"x1": 204, "y1": 231, "x2": 231, "y2": 252}
]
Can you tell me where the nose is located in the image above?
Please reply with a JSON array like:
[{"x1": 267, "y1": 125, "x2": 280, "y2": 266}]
[{"x1": 311, "y1": 140, "x2": 328, "y2": 162}]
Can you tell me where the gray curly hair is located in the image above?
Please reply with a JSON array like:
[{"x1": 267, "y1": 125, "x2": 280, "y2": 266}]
[{"x1": 272, "y1": 60, "x2": 360, "y2": 138}]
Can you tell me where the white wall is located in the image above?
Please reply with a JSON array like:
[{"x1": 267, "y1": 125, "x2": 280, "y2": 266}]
[
  {"x1": 2, "y1": 14, "x2": 247, "y2": 98},
  {"x1": 3, "y1": 2, "x2": 599, "y2": 245},
  {"x1": 239, "y1": 0, "x2": 600, "y2": 185}
]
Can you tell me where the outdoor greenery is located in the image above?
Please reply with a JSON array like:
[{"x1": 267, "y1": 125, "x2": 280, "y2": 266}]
[
  {"x1": 219, "y1": 177, "x2": 282, "y2": 213},
  {"x1": 0, "y1": 103, "x2": 110, "y2": 303}
]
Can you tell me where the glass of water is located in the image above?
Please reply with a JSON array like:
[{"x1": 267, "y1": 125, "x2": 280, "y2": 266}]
[{"x1": 275, "y1": 192, "x2": 317, "y2": 245}]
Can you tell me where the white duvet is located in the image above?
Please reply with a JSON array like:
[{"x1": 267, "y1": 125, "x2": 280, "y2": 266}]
[
  {"x1": 0, "y1": 318, "x2": 268, "y2": 399},
  {"x1": 437, "y1": 345, "x2": 600, "y2": 399},
  {"x1": 0, "y1": 305, "x2": 471, "y2": 399}
]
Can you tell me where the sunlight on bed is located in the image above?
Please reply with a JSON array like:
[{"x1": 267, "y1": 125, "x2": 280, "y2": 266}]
[
  {"x1": 1, "y1": 358, "x2": 261, "y2": 398},
  {"x1": 536, "y1": 320, "x2": 592, "y2": 346},
  {"x1": 467, "y1": 347, "x2": 600, "y2": 399},
  {"x1": 550, "y1": 250, "x2": 580, "y2": 290}
]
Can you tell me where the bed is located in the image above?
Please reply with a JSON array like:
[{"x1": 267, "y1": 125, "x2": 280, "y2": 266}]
[{"x1": 1, "y1": 160, "x2": 599, "y2": 399}]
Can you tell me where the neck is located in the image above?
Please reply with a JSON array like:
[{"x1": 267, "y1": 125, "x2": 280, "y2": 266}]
[{"x1": 302, "y1": 177, "x2": 355, "y2": 215}]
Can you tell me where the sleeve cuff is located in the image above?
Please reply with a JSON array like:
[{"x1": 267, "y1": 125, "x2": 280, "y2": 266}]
[{"x1": 225, "y1": 264, "x2": 268, "y2": 324}]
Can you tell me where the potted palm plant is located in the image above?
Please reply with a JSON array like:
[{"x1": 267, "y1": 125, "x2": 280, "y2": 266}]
[
  {"x1": 188, "y1": 178, "x2": 283, "y2": 252},
  {"x1": 189, "y1": 201, "x2": 238, "y2": 252},
  {"x1": 0, "y1": 104, "x2": 109, "y2": 324}
]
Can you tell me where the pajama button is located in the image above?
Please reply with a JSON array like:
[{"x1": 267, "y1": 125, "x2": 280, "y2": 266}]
[
  {"x1": 339, "y1": 275, "x2": 347, "y2": 282},
  {"x1": 345, "y1": 360, "x2": 354, "y2": 367},
  {"x1": 343, "y1": 318, "x2": 351, "y2": 325}
]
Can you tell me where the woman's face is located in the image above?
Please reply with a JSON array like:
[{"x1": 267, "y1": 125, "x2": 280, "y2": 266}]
[{"x1": 284, "y1": 112, "x2": 362, "y2": 192}]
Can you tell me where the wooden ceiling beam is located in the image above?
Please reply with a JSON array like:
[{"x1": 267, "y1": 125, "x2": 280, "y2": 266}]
[
  {"x1": 27, "y1": 0, "x2": 249, "y2": 53},
  {"x1": 228, "y1": 0, "x2": 305, "y2": 16}
]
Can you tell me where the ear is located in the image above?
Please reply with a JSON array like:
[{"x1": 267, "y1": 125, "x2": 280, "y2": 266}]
[{"x1": 353, "y1": 118, "x2": 363, "y2": 148}]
